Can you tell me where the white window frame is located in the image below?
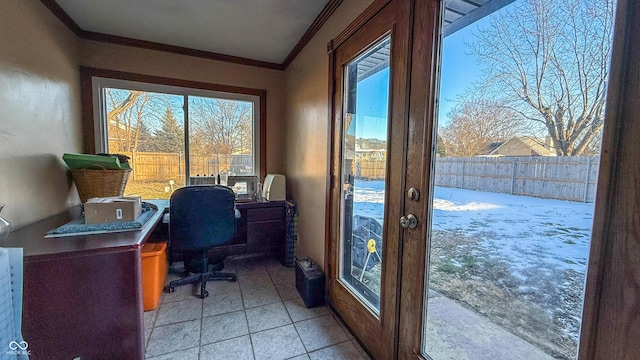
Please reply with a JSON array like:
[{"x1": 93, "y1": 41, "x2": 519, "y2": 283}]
[{"x1": 91, "y1": 77, "x2": 261, "y2": 179}]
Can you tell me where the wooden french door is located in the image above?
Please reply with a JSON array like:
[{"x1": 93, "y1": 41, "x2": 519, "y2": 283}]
[
  {"x1": 328, "y1": 0, "x2": 640, "y2": 359},
  {"x1": 327, "y1": 0, "x2": 417, "y2": 358}
]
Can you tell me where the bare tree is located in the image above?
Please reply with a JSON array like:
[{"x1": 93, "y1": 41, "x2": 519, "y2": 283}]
[
  {"x1": 440, "y1": 99, "x2": 523, "y2": 156},
  {"x1": 106, "y1": 89, "x2": 181, "y2": 154},
  {"x1": 469, "y1": 0, "x2": 615, "y2": 155},
  {"x1": 106, "y1": 89, "x2": 151, "y2": 153},
  {"x1": 189, "y1": 98, "x2": 253, "y2": 155}
]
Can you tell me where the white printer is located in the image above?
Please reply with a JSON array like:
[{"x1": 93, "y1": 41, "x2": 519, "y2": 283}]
[{"x1": 262, "y1": 174, "x2": 286, "y2": 201}]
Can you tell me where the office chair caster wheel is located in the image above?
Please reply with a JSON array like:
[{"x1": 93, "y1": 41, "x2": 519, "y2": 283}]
[
  {"x1": 199, "y1": 290, "x2": 209, "y2": 299},
  {"x1": 164, "y1": 286, "x2": 175, "y2": 293}
]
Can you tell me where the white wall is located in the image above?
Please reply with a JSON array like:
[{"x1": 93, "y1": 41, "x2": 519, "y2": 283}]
[{"x1": 0, "y1": 0, "x2": 83, "y2": 229}]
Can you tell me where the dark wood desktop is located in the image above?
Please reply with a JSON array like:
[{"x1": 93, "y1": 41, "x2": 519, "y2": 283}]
[
  {"x1": 4, "y1": 200, "x2": 168, "y2": 360},
  {"x1": 4, "y1": 199, "x2": 286, "y2": 359}
]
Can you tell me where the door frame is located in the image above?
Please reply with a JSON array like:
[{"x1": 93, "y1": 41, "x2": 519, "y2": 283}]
[
  {"x1": 576, "y1": 0, "x2": 640, "y2": 358},
  {"x1": 326, "y1": 0, "x2": 411, "y2": 358},
  {"x1": 396, "y1": 0, "x2": 441, "y2": 358}
]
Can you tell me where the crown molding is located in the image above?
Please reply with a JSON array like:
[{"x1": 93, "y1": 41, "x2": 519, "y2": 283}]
[
  {"x1": 40, "y1": 0, "x2": 84, "y2": 36},
  {"x1": 282, "y1": 0, "x2": 343, "y2": 69},
  {"x1": 81, "y1": 30, "x2": 284, "y2": 70},
  {"x1": 40, "y1": 0, "x2": 343, "y2": 71}
]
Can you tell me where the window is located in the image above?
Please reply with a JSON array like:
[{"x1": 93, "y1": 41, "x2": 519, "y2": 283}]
[
  {"x1": 85, "y1": 71, "x2": 264, "y2": 200},
  {"x1": 422, "y1": 0, "x2": 616, "y2": 359}
]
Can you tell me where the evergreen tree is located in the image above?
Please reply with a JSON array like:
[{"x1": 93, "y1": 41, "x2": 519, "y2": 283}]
[
  {"x1": 133, "y1": 121, "x2": 155, "y2": 152},
  {"x1": 154, "y1": 108, "x2": 184, "y2": 153}
]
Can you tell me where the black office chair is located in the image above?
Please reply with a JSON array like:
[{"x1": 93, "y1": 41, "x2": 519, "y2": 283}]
[{"x1": 164, "y1": 185, "x2": 237, "y2": 298}]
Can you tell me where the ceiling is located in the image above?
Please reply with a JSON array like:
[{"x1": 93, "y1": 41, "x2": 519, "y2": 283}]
[
  {"x1": 54, "y1": 0, "x2": 330, "y2": 64},
  {"x1": 48, "y1": 0, "x2": 514, "y2": 70}
]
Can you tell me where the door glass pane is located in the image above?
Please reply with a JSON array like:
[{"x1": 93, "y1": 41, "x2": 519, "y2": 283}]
[
  {"x1": 188, "y1": 96, "x2": 255, "y2": 185},
  {"x1": 340, "y1": 36, "x2": 391, "y2": 314},
  {"x1": 104, "y1": 88, "x2": 185, "y2": 199},
  {"x1": 423, "y1": 0, "x2": 616, "y2": 358}
]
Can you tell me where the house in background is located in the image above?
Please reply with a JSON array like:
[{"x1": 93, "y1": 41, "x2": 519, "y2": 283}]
[{"x1": 487, "y1": 137, "x2": 556, "y2": 156}]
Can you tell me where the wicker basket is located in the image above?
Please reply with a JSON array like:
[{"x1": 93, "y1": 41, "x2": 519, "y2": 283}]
[{"x1": 70, "y1": 167, "x2": 132, "y2": 203}]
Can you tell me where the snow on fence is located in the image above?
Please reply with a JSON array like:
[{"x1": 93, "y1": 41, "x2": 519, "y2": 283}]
[{"x1": 434, "y1": 156, "x2": 600, "y2": 203}]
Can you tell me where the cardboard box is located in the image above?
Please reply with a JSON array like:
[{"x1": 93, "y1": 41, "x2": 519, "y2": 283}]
[{"x1": 84, "y1": 196, "x2": 142, "y2": 224}]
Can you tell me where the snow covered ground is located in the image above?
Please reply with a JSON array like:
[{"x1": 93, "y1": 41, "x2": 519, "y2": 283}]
[
  {"x1": 353, "y1": 179, "x2": 594, "y2": 357},
  {"x1": 353, "y1": 179, "x2": 594, "y2": 276}
]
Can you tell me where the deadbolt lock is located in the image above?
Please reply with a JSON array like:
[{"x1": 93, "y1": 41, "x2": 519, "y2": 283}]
[{"x1": 408, "y1": 187, "x2": 420, "y2": 201}]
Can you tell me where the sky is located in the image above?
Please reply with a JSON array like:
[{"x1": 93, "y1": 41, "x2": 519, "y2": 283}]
[
  {"x1": 350, "y1": 2, "x2": 517, "y2": 141},
  {"x1": 351, "y1": 67, "x2": 390, "y2": 140},
  {"x1": 437, "y1": 22, "x2": 488, "y2": 126}
]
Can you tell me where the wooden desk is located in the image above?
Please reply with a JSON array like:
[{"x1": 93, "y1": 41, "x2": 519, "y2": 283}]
[
  {"x1": 205, "y1": 200, "x2": 287, "y2": 263},
  {"x1": 4, "y1": 200, "x2": 168, "y2": 360}
]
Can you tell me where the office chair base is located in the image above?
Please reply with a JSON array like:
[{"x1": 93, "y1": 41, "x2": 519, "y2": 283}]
[
  {"x1": 164, "y1": 270, "x2": 237, "y2": 298},
  {"x1": 182, "y1": 255, "x2": 226, "y2": 274}
]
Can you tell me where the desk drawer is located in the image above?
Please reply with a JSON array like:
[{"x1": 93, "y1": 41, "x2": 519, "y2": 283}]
[
  {"x1": 247, "y1": 220, "x2": 285, "y2": 253},
  {"x1": 247, "y1": 207, "x2": 282, "y2": 222}
]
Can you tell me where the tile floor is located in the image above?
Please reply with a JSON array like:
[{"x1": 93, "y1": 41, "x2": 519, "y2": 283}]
[{"x1": 144, "y1": 255, "x2": 371, "y2": 360}]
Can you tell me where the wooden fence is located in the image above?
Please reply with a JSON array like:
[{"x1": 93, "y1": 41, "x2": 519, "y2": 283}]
[
  {"x1": 129, "y1": 152, "x2": 599, "y2": 202},
  {"x1": 436, "y1": 156, "x2": 600, "y2": 202},
  {"x1": 355, "y1": 156, "x2": 600, "y2": 203},
  {"x1": 127, "y1": 152, "x2": 253, "y2": 181},
  {"x1": 354, "y1": 159, "x2": 386, "y2": 179}
]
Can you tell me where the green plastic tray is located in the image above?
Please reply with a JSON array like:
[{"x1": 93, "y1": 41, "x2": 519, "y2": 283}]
[{"x1": 63, "y1": 153, "x2": 123, "y2": 170}]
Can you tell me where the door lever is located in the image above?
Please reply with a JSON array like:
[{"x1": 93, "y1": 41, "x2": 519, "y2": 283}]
[{"x1": 400, "y1": 214, "x2": 418, "y2": 229}]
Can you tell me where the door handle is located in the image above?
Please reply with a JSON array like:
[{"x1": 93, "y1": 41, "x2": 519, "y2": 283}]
[{"x1": 400, "y1": 214, "x2": 418, "y2": 229}]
